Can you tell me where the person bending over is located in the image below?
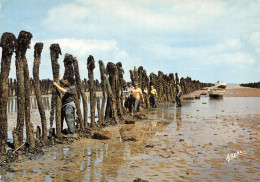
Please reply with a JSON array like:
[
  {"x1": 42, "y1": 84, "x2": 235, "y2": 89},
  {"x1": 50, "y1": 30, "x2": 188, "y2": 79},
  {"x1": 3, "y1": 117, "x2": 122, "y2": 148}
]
[{"x1": 53, "y1": 75, "x2": 76, "y2": 135}]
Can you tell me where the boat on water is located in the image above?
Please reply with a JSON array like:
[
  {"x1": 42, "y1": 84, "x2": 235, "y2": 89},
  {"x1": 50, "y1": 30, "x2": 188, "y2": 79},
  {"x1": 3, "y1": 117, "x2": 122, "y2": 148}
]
[
  {"x1": 215, "y1": 81, "x2": 227, "y2": 89},
  {"x1": 208, "y1": 81, "x2": 227, "y2": 98}
]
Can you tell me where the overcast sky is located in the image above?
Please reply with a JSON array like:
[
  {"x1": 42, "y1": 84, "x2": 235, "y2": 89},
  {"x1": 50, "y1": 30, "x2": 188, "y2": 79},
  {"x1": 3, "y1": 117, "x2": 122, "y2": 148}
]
[{"x1": 0, "y1": 0, "x2": 260, "y2": 83}]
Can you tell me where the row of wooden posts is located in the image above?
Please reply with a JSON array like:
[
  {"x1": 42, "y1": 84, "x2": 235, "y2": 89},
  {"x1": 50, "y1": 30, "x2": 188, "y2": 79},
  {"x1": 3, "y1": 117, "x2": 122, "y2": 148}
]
[
  {"x1": 7, "y1": 77, "x2": 98, "y2": 97},
  {"x1": 240, "y1": 82, "x2": 260, "y2": 88},
  {"x1": 0, "y1": 30, "x2": 211, "y2": 155}
]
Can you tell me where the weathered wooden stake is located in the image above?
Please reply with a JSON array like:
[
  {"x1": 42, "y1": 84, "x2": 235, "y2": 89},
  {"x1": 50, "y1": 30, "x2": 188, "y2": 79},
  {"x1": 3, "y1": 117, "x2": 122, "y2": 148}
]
[
  {"x1": 0, "y1": 32, "x2": 16, "y2": 154},
  {"x1": 33, "y1": 42, "x2": 47, "y2": 143},
  {"x1": 87, "y1": 55, "x2": 96, "y2": 128},
  {"x1": 73, "y1": 56, "x2": 88, "y2": 129},
  {"x1": 19, "y1": 31, "x2": 35, "y2": 148},
  {"x1": 105, "y1": 62, "x2": 119, "y2": 124},
  {"x1": 98, "y1": 60, "x2": 107, "y2": 125},
  {"x1": 36, "y1": 126, "x2": 41, "y2": 142},
  {"x1": 12, "y1": 128, "x2": 19, "y2": 150},
  {"x1": 50, "y1": 44, "x2": 62, "y2": 138},
  {"x1": 63, "y1": 54, "x2": 83, "y2": 130},
  {"x1": 116, "y1": 62, "x2": 125, "y2": 117},
  {"x1": 104, "y1": 73, "x2": 119, "y2": 124}
]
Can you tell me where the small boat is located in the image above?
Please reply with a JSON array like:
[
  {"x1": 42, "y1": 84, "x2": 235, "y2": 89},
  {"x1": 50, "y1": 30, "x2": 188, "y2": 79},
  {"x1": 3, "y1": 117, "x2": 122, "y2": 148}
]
[
  {"x1": 208, "y1": 87, "x2": 225, "y2": 98},
  {"x1": 215, "y1": 81, "x2": 227, "y2": 89}
]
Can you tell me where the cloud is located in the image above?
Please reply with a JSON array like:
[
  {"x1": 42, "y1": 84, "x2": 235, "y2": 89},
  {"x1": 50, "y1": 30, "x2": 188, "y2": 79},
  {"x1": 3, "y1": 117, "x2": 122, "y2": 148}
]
[
  {"x1": 250, "y1": 32, "x2": 260, "y2": 47},
  {"x1": 45, "y1": 38, "x2": 118, "y2": 57},
  {"x1": 208, "y1": 53, "x2": 255, "y2": 65},
  {"x1": 26, "y1": 38, "x2": 139, "y2": 80},
  {"x1": 44, "y1": 0, "x2": 225, "y2": 35},
  {"x1": 215, "y1": 39, "x2": 242, "y2": 52}
]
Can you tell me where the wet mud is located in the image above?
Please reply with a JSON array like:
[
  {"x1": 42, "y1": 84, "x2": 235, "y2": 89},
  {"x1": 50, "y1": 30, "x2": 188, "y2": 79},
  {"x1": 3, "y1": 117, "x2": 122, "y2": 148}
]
[{"x1": 1, "y1": 86, "x2": 259, "y2": 181}]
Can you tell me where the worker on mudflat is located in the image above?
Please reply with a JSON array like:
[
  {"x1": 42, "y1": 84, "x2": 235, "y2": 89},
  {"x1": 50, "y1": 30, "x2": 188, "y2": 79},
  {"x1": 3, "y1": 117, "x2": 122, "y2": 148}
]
[
  {"x1": 53, "y1": 74, "x2": 76, "y2": 136},
  {"x1": 124, "y1": 83, "x2": 144, "y2": 113},
  {"x1": 176, "y1": 83, "x2": 182, "y2": 107},
  {"x1": 150, "y1": 85, "x2": 157, "y2": 108},
  {"x1": 143, "y1": 86, "x2": 149, "y2": 108},
  {"x1": 124, "y1": 82, "x2": 134, "y2": 112}
]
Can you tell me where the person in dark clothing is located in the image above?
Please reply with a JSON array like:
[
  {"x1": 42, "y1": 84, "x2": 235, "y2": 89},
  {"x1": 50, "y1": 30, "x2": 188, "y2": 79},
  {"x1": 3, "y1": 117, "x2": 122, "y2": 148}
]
[
  {"x1": 124, "y1": 82, "x2": 134, "y2": 112},
  {"x1": 53, "y1": 75, "x2": 76, "y2": 135},
  {"x1": 176, "y1": 84, "x2": 182, "y2": 107}
]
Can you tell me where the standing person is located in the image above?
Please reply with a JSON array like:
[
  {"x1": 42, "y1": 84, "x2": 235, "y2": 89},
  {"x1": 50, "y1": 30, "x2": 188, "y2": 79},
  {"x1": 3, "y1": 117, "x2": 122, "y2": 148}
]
[
  {"x1": 124, "y1": 82, "x2": 134, "y2": 112},
  {"x1": 53, "y1": 75, "x2": 76, "y2": 136},
  {"x1": 143, "y1": 86, "x2": 148, "y2": 95},
  {"x1": 176, "y1": 84, "x2": 182, "y2": 107},
  {"x1": 124, "y1": 83, "x2": 144, "y2": 113},
  {"x1": 143, "y1": 86, "x2": 149, "y2": 108},
  {"x1": 150, "y1": 85, "x2": 157, "y2": 108}
]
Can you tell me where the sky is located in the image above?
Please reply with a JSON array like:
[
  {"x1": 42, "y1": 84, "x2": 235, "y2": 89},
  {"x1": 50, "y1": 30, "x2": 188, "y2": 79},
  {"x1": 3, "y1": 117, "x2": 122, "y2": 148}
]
[{"x1": 0, "y1": 0, "x2": 260, "y2": 83}]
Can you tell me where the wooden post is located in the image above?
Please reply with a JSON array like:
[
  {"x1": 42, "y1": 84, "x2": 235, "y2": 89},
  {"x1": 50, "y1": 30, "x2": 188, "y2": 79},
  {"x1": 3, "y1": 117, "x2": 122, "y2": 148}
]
[
  {"x1": 33, "y1": 42, "x2": 47, "y2": 143},
  {"x1": 15, "y1": 33, "x2": 25, "y2": 145},
  {"x1": 12, "y1": 127, "x2": 19, "y2": 150},
  {"x1": 19, "y1": 31, "x2": 35, "y2": 148},
  {"x1": 104, "y1": 73, "x2": 119, "y2": 124},
  {"x1": 138, "y1": 66, "x2": 143, "y2": 90},
  {"x1": 73, "y1": 56, "x2": 88, "y2": 129},
  {"x1": 105, "y1": 62, "x2": 116, "y2": 120},
  {"x1": 50, "y1": 44, "x2": 62, "y2": 138},
  {"x1": 116, "y1": 62, "x2": 125, "y2": 116},
  {"x1": 36, "y1": 126, "x2": 41, "y2": 142},
  {"x1": 142, "y1": 69, "x2": 150, "y2": 109},
  {"x1": 63, "y1": 54, "x2": 83, "y2": 131},
  {"x1": 98, "y1": 60, "x2": 107, "y2": 126},
  {"x1": 87, "y1": 55, "x2": 96, "y2": 128},
  {"x1": 0, "y1": 32, "x2": 16, "y2": 154},
  {"x1": 175, "y1": 73, "x2": 179, "y2": 85},
  {"x1": 96, "y1": 80, "x2": 102, "y2": 126}
]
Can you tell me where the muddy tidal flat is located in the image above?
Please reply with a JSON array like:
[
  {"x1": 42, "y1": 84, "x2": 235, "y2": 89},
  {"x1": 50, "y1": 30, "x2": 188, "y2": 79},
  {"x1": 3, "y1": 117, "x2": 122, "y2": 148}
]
[{"x1": 1, "y1": 86, "x2": 260, "y2": 182}]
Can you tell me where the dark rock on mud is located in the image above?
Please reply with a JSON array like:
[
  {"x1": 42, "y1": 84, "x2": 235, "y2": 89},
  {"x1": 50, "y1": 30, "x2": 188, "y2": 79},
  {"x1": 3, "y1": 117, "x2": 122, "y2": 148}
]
[
  {"x1": 133, "y1": 113, "x2": 148, "y2": 120},
  {"x1": 145, "y1": 144, "x2": 155, "y2": 148},
  {"x1": 125, "y1": 118, "x2": 136, "y2": 124},
  {"x1": 133, "y1": 178, "x2": 149, "y2": 182},
  {"x1": 120, "y1": 124, "x2": 140, "y2": 141},
  {"x1": 92, "y1": 131, "x2": 112, "y2": 140}
]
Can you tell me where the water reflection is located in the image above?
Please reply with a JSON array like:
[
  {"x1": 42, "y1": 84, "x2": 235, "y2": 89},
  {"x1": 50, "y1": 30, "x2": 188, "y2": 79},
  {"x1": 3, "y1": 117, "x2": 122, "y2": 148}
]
[
  {"x1": 7, "y1": 96, "x2": 52, "y2": 113},
  {"x1": 176, "y1": 108, "x2": 182, "y2": 131}
]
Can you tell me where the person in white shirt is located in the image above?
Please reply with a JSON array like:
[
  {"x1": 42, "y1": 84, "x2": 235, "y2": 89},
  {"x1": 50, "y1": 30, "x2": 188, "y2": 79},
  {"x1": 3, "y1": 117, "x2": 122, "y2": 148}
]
[
  {"x1": 124, "y1": 83, "x2": 144, "y2": 112},
  {"x1": 150, "y1": 85, "x2": 157, "y2": 108}
]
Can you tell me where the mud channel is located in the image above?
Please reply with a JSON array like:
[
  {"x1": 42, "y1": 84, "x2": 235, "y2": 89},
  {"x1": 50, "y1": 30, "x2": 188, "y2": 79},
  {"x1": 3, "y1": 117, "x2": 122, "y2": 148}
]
[{"x1": 1, "y1": 86, "x2": 260, "y2": 182}]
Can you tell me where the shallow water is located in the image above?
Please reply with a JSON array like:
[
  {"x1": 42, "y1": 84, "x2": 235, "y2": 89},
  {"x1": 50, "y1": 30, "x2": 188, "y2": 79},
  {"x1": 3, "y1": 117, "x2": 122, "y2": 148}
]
[
  {"x1": 2, "y1": 95, "x2": 260, "y2": 181},
  {"x1": 6, "y1": 95, "x2": 101, "y2": 143}
]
